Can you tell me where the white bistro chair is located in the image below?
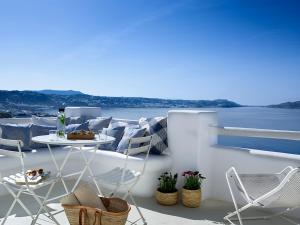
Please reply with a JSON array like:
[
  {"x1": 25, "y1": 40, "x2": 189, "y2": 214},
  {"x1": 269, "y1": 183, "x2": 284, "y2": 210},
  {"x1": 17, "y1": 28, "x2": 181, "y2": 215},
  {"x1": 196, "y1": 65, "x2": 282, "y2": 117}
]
[
  {"x1": 96, "y1": 135, "x2": 152, "y2": 225},
  {"x1": 0, "y1": 138, "x2": 59, "y2": 225},
  {"x1": 225, "y1": 166, "x2": 300, "y2": 225}
]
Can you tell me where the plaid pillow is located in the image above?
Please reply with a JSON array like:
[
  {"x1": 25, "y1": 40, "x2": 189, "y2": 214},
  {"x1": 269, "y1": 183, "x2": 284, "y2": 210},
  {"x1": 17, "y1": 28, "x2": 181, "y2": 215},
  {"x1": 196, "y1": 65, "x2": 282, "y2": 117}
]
[{"x1": 139, "y1": 117, "x2": 168, "y2": 155}]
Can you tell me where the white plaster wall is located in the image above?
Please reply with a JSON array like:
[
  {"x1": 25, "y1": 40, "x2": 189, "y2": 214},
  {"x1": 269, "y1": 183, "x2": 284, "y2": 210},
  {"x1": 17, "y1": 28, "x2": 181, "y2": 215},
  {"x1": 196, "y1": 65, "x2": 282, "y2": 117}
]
[
  {"x1": 211, "y1": 146, "x2": 300, "y2": 203},
  {"x1": 168, "y1": 110, "x2": 218, "y2": 200},
  {"x1": 167, "y1": 110, "x2": 300, "y2": 207}
]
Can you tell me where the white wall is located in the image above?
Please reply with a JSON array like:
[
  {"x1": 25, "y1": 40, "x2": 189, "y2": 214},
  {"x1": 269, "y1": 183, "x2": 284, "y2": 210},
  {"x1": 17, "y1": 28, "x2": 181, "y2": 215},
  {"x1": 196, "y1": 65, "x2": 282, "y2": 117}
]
[
  {"x1": 167, "y1": 110, "x2": 300, "y2": 205},
  {"x1": 168, "y1": 110, "x2": 217, "y2": 199}
]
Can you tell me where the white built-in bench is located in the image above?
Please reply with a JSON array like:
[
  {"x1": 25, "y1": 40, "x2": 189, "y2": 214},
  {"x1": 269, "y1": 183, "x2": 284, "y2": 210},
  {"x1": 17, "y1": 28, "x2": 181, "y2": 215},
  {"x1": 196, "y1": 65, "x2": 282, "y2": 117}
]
[{"x1": 0, "y1": 107, "x2": 172, "y2": 197}]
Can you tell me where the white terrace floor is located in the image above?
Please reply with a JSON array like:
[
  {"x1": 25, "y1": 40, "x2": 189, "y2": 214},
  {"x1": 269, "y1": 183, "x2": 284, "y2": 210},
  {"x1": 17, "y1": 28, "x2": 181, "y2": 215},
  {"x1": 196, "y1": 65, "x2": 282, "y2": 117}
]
[{"x1": 1, "y1": 180, "x2": 299, "y2": 225}]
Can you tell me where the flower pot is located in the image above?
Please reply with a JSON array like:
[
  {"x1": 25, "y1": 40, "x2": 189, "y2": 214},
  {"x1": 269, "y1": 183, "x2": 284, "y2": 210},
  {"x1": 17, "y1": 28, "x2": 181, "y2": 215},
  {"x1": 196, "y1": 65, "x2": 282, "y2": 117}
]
[
  {"x1": 155, "y1": 190, "x2": 178, "y2": 206},
  {"x1": 182, "y1": 188, "x2": 201, "y2": 208}
]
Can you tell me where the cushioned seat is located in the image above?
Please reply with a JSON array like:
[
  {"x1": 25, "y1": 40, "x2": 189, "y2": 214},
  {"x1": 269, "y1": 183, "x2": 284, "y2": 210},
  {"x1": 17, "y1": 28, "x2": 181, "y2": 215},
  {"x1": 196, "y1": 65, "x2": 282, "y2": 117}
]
[{"x1": 96, "y1": 167, "x2": 140, "y2": 184}]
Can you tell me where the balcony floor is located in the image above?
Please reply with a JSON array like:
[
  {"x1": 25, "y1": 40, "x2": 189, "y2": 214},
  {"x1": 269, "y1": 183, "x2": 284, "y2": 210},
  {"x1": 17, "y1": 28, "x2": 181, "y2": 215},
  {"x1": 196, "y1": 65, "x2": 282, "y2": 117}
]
[
  {"x1": 1, "y1": 196, "x2": 299, "y2": 225},
  {"x1": 0, "y1": 181, "x2": 298, "y2": 225}
]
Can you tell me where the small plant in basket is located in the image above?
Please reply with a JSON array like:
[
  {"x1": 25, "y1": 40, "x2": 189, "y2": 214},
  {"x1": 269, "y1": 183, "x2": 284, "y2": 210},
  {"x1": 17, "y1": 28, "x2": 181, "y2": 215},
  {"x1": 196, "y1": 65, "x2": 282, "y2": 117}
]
[
  {"x1": 182, "y1": 171, "x2": 206, "y2": 208},
  {"x1": 155, "y1": 172, "x2": 178, "y2": 206}
]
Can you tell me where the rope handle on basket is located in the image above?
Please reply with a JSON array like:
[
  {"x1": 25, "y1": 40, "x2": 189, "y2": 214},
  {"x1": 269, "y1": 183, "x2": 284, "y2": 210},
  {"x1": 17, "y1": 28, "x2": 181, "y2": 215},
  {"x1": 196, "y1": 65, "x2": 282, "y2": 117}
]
[
  {"x1": 93, "y1": 210, "x2": 102, "y2": 225},
  {"x1": 79, "y1": 208, "x2": 88, "y2": 225}
]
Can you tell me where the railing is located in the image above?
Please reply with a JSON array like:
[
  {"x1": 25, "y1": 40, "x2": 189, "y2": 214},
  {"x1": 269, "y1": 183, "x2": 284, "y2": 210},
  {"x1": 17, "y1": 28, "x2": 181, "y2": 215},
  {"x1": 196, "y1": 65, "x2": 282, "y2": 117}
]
[{"x1": 216, "y1": 126, "x2": 300, "y2": 141}]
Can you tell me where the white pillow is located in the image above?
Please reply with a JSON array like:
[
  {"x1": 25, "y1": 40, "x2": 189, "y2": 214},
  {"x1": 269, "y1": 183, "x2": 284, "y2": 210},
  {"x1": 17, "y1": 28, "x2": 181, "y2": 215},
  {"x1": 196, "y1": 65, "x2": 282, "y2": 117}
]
[{"x1": 32, "y1": 116, "x2": 57, "y2": 127}]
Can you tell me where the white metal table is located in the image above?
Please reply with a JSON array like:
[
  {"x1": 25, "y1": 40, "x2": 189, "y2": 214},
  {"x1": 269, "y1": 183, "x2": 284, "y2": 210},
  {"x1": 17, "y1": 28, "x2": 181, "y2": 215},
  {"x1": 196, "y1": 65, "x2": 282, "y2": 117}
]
[{"x1": 31, "y1": 134, "x2": 115, "y2": 224}]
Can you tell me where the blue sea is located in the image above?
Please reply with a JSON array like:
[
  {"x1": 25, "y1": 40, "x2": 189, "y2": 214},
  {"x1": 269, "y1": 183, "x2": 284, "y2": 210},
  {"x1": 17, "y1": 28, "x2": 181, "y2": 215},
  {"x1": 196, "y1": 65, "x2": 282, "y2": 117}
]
[{"x1": 101, "y1": 107, "x2": 300, "y2": 155}]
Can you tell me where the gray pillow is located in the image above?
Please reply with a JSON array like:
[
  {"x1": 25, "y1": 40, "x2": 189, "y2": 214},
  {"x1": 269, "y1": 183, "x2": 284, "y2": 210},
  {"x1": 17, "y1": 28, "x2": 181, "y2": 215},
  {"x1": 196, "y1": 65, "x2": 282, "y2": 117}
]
[
  {"x1": 0, "y1": 124, "x2": 31, "y2": 151},
  {"x1": 65, "y1": 124, "x2": 82, "y2": 133},
  {"x1": 139, "y1": 117, "x2": 168, "y2": 155},
  {"x1": 100, "y1": 126, "x2": 125, "y2": 151},
  {"x1": 88, "y1": 117, "x2": 112, "y2": 132},
  {"x1": 65, "y1": 115, "x2": 94, "y2": 125},
  {"x1": 75, "y1": 117, "x2": 112, "y2": 132},
  {"x1": 117, "y1": 127, "x2": 146, "y2": 154},
  {"x1": 30, "y1": 124, "x2": 56, "y2": 149}
]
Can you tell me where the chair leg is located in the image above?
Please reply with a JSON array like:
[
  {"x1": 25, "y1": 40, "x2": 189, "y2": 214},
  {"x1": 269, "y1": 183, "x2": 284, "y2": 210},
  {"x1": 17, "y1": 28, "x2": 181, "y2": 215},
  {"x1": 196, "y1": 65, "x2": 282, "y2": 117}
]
[
  {"x1": 227, "y1": 208, "x2": 300, "y2": 225},
  {"x1": 1, "y1": 198, "x2": 17, "y2": 225},
  {"x1": 16, "y1": 198, "x2": 34, "y2": 219},
  {"x1": 129, "y1": 193, "x2": 147, "y2": 225},
  {"x1": 1, "y1": 188, "x2": 24, "y2": 225},
  {"x1": 30, "y1": 183, "x2": 59, "y2": 225}
]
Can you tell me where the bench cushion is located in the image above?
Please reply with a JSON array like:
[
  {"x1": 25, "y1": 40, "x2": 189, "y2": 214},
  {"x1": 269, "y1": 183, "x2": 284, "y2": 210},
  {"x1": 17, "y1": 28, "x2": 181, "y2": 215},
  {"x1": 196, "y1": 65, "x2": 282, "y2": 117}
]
[{"x1": 140, "y1": 117, "x2": 168, "y2": 155}]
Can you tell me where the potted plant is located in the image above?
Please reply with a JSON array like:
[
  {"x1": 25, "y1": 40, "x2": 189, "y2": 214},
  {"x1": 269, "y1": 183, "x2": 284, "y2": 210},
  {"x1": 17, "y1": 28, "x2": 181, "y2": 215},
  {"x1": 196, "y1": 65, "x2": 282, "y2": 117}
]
[
  {"x1": 182, "y1": 171, "x2": 206, "y2": 208},
  {"x1": 155, "y1": 172, "x2": 178, "y2": 206}
]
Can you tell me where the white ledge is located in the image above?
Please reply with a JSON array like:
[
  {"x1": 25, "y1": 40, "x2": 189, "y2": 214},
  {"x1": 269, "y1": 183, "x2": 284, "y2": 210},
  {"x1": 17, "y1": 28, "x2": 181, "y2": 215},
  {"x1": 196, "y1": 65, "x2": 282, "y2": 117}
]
[
  {"x1": 214, "y1": 145, "x2": 300, "y2": 161},
  {"x1": 216, "y1": 126, "x2": 300, "y2": 141},
  {"x1": 249, "y1": 149, "x2": 300, "y2": 160}
]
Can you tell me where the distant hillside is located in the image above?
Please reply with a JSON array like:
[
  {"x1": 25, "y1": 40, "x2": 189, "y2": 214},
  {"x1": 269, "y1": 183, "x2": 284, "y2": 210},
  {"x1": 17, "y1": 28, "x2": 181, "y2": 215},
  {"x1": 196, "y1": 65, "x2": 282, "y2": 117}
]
[
  {"x1": 37, "y1": 90, "x2": 83, "y2": 95},
  {"x1": 269, "y1": 101, "x2": 300, "y2": 109},
  {"x1": 0, "y1": 90, "x2": 241, "y2": 117}
]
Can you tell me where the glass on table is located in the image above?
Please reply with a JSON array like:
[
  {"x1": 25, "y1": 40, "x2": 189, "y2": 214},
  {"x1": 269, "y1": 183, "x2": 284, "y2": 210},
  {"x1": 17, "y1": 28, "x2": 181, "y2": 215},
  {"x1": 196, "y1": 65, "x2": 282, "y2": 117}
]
[
  {"x1": 49, "y1": 130, "x2": 58, "y2": 140},
  {"x1": 98, "y1": 129, "x2": 108, "y2": 141}
]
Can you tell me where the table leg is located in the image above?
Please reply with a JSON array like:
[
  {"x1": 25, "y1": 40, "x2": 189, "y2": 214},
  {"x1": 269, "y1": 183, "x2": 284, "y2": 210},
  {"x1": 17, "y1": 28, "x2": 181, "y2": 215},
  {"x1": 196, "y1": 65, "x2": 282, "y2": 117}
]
[
  {"x1": 47, "y1": 144, "x2": 72, "y2": 195},
  {"x1": 71, "y1": 145, "x2": 103, "y2": 196}
]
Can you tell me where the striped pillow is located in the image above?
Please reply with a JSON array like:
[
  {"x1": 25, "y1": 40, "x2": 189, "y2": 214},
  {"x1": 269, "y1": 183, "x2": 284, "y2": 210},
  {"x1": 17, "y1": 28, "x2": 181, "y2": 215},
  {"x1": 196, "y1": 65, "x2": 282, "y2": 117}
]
[{"x1": 139, "y1": 117, "x2": 168, "y2": 155}]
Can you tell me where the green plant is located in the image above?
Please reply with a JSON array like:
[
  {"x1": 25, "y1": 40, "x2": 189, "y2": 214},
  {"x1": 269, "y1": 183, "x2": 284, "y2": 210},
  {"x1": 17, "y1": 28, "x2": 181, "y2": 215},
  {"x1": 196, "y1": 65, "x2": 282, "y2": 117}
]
[
  {"x1": 158, "y1": 172, "x2": 178, "y2": 193},
  {"x1": 58, "y1": 114, "x2": 65, "y2": 125},
  {"x1": 182, "y1": 171, "x2": 206, "y2": 190}
]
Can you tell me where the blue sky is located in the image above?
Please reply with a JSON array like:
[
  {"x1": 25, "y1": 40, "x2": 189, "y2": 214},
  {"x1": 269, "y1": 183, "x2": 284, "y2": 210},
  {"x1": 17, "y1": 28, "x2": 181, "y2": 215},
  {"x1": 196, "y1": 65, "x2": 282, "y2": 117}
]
[{"x1": 0, "y1": 0, "x2": 299, "y2": 105}]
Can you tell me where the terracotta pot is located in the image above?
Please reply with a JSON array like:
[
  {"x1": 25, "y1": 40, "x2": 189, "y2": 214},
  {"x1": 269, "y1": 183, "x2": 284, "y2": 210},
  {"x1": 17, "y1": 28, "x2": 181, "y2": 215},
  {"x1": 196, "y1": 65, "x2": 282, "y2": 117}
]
[
  {"x1": 182, "y1": 188, "x2": 201, "y2": 208},
  {"x1": 155, "y1": 190, "x2": 178, "y2": 206}
]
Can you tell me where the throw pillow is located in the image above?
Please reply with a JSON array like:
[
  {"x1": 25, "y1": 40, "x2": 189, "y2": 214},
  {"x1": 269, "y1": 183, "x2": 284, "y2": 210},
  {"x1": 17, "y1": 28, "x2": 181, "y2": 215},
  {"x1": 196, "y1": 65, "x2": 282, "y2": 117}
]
[
  {"x1": 65, "y1": 124, "x2": 82, "y2": 133},
  {"x1": 65, "y1": 115, "x2": 95, "y2": 125},
  {"x1": 75, "y1": 117, "x2": 112, "y2": 132},
  {"x1": 88, "y1": 117, "x2": 112, "y2": 132},
  {"x1": 117, "y1": 127, "x2": 146, "y2": 154},
  {"x1": 139, "y1": 117, "x2": 168, "y2": 155},
  {"x1": 100, "y1": 126, "x2": 125, "y2": 151}
]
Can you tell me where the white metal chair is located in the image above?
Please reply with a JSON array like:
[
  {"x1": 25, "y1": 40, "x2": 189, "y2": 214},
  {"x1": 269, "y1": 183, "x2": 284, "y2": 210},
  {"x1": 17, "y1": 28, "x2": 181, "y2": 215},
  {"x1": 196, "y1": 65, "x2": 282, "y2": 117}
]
[
  {"x1": 224, "y1": 166, "x2": 300, "y2": 225},
  {"x1": 0, "y1": 138, "x2": 59, "y2": 225},
  {"x1": 96, "y1": 135, "x2": 152, "y2": 225}
]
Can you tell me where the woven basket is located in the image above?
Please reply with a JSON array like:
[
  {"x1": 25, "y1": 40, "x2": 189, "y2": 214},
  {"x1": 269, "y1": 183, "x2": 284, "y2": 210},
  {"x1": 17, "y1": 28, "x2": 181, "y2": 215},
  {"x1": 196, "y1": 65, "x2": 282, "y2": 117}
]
[
  {"x1": 62, "y1": 197, "x2": 130, "y2": 225},
  {"x1": 182, "y1": 188, "x2": 201, "y2": 208},
  {"x1": 155, "y1": 190, "x2": 178, "y2": 206}
]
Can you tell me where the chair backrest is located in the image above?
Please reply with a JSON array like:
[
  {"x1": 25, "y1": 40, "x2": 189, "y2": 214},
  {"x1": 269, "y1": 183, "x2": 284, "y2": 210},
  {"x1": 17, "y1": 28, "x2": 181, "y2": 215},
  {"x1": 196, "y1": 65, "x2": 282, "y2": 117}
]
[
  {"x1": 122, "y1": 136, "x2": 153, "y2": 177},
  {"x1": 0, "y1": 138, "x2": 26, "y2": 179},
  {"x1": 261, "y1": 168, "x2": 300, "y2": 208},
  {"x1": 0, "y1": 138, "x2": 24, "y2": 157}
]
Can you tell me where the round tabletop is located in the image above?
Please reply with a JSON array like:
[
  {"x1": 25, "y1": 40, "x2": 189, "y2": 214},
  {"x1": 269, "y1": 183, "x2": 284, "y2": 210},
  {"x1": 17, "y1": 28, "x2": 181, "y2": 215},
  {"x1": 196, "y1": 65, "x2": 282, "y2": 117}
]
[{"x1": 32, "y1": 134, "x2": 115, "y2": 146}]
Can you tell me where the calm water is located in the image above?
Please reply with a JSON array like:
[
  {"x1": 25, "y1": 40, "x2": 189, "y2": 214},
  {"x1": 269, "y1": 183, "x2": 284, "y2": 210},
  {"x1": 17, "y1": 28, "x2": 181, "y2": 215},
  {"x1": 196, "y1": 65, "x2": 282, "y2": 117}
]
[{"x1": 101, "y1": 107, "x2": 300, "y2": 155}]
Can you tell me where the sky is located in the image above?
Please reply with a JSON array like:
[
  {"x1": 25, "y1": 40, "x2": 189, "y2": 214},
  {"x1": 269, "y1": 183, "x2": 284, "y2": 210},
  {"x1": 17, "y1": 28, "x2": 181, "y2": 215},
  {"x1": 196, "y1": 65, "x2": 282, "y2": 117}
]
[{"x1": 0, "y1": 0, "x2": 299, "y2": 105}]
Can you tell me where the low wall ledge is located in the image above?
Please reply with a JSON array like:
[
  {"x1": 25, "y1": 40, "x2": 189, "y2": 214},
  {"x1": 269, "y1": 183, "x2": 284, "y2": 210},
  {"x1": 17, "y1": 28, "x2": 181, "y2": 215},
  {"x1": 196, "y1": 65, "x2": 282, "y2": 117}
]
[{"x1": 168, "y1": 110, "x2": 217, "y2": 115}]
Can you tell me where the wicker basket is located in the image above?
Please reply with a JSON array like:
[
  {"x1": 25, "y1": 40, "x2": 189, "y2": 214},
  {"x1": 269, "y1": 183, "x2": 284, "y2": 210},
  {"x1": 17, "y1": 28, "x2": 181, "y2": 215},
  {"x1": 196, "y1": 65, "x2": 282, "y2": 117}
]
[
  {"x1": 182, "y1": 188, "x2": 201, "y2": 208},
  {"x1": 155, "y1": 190, "x2": 178, "y2": 206},
  {"x1": 67, "y1": 131, "x2": 95, "y2": 140},
  {"x1": 62, "y1": 196, "x2": 130, "y2": 225}
]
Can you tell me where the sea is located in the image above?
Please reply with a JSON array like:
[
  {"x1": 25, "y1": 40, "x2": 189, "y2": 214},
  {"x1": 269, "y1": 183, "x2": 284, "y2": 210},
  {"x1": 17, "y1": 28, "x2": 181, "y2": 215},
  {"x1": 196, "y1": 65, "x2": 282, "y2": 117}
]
[{"x1": 100, "y1": 107, "x2": 300, "y2": 155}]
